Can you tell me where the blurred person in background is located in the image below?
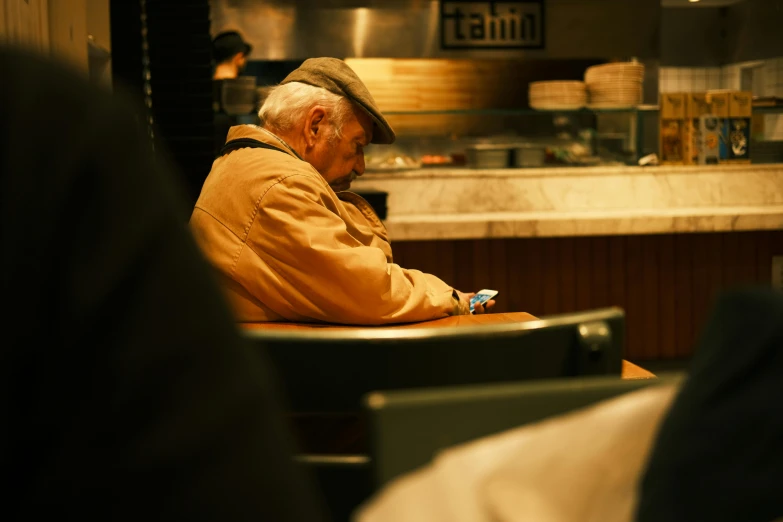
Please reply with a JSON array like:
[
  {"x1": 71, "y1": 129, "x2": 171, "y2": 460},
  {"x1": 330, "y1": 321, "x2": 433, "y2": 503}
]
[
  {"x1": 211, "y1": 30, "x2": 256, "y2": 154},
  {"x1": 1, "y1": 45, "x2": 325, "y2": 522},
  {"x1": 636, "y1": 286, "x2": 783, "y2": 522},
  {"x1": 212, "y1": 30, "x2": 252, "y2": 80}
]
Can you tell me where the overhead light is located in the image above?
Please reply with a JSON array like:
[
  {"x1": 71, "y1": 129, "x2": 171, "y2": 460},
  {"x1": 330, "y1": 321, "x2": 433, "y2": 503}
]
[{"x1": 689, "y1": 0, "x2": 701, "y2": 3}]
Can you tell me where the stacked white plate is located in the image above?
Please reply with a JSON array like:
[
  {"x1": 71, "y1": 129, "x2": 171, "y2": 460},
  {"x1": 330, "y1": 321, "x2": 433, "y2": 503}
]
[
  {"x1": 529, "y1": 80, "x2": 587, "y2": 110},
  {"x1": 584, "y1": 62, "x2": 645, "y2": 109}
]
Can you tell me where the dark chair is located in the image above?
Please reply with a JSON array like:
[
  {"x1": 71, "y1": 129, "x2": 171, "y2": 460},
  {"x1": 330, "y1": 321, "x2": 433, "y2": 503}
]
[
  {"x1": 244, "y1": 307, "x2": 626, "y2": 414},
  {"x1": 244, "y1": 307, "x2": 628, "y2": 521},
  {"x1": 364, "y1": 372, "x2": 684, "y2": 487}
]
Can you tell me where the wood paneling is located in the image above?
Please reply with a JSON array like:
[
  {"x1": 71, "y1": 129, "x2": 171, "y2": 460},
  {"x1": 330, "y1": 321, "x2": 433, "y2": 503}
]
[
  {"x1": 1, "y1": 0, "x2": 49, "y2": 53},
  {"x1": 393, "y1": 230, "x2": 783, "y2": 362},
  {"x1": 47, "y1": 0, "x2": 88, "y2": 72},
  {"x1": 658, "y1": 235, "x2": 677, "y2": 359},
  {"x1": 673, "y1": 234, "x2": 694, "y2": 358}
]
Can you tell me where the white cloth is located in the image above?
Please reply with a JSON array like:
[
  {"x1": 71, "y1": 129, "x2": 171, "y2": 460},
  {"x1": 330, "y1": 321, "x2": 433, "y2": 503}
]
[{"x1": 354, "y1": 383, "x2": 679, "y2": 522}]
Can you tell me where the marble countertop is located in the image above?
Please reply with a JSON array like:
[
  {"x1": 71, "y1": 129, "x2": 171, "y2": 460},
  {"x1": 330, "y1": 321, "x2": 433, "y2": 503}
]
[
  {"x1": 351, "y1": 164, "x2": 783, "y2": 241},
  {"x1": 382, "y1": 206, "x2": 783, "y2": 241},
  {"x1": 361, "y1": 163, "x2": 783, "y2": 180}
]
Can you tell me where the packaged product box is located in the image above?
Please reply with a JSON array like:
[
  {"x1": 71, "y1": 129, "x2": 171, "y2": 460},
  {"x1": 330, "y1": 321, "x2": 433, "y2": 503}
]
[
  {"x1": 706, "y1": 91, "x2": 730, "y2": 116},
  {"x1": 684, "y1": 93, "x2": 711, "y2": 165},
  {"x1": 661, "y1": 92, "x2": 686, "y2": 119},
  {"x1": 660, "y1": 93, "x2": 686, "y2": 164},
  {"x1": 706, "y1": 91, "x2": 730, "y2": 161},
  {"x1": 729, "y1": 90, "x2": 753, "y2": 117},
  {"x1": 726, "y1": 91, "x2": 752, "y2": 163},
  {"x1": 698, "y1": 115, "x2": 721, "y2": 165}
]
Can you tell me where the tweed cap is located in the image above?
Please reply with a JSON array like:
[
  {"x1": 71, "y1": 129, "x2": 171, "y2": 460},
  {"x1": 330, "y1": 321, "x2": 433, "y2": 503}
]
[{"x1": 281, "y1": 57, "x2": 395, "y2": 145}]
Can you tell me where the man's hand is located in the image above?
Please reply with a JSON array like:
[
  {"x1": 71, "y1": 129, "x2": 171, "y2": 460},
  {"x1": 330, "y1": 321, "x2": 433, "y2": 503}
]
[{"x1": 455, "y1": 290, "x2": 496, "y2": 315}]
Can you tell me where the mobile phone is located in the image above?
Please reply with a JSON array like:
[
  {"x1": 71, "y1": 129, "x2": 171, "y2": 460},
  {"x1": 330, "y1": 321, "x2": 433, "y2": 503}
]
[{"x1": 470, "y1": 289, "x2": 499, "y2": 313}]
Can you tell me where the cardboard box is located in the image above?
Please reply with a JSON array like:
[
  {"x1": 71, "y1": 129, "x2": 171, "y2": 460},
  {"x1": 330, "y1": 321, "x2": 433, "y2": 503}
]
[
  {"x1": 660, "y1": 120, "x2": 685, "y2": 164},
  {"x1": 697, "y1": 115, "x2": 721, "y2": 165},
  {"x1": 684, "y1": 93, "x2": 712, "y2": 165},
  {"x1": 724, "y1": 117, "x2": 751, "y2": 163},
  {"x1": 721, "y1": 91, "x2": 752, "y2": 163},
  {"x1": 660, "y1": 93, "x2": 685, "y2": 164},
  {"x1": 706, "y1": 91, "x2": 731, "y2": 161},
  {"x1": 661, "y1": 93, "x2": 686, "y2": 119},
  {"x1": 729, "y1": 91, "x2": 753, "y2": 117},
  {"x1": 706, "y1": 91, "x2": 730, "y2": 117},
  {"x1": 686, "y1": 93, "x2": 711, "y2": 118}
]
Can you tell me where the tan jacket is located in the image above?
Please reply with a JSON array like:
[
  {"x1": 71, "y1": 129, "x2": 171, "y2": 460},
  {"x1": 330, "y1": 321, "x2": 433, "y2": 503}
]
[{"x1": 190, "y1": 125, "x2": 459, "y2": 324}]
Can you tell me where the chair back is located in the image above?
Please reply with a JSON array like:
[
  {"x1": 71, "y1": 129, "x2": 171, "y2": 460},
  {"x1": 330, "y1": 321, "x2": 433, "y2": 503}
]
[
  {"x1": 244, "y1": 307, "x2": 626, "y2": 414},
  {"x1": 365, "y1": 372, "x2": 684, "y2": 486}
]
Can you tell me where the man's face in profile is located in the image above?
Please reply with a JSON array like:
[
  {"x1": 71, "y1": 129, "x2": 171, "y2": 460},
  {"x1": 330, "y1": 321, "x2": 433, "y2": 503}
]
[{"x1": 309, "y1": 105, "x2": 373, "y2": 192}]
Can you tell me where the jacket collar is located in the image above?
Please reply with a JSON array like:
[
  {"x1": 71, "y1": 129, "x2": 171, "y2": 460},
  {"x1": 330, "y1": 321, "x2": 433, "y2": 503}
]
[{"x1": 225, "y1": 125, "x2": 303, "y2": 161}]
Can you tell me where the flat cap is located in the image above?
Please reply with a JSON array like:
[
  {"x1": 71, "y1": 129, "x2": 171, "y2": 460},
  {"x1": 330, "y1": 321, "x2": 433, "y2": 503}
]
[{"x1": 281, "y1": 57, "x2": 396, "y2": 145}]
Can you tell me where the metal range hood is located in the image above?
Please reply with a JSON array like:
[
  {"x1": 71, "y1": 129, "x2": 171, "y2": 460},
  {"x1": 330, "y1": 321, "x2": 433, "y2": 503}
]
[{"x1": 211, "y1": 0, "x2": 660, "y2": 61}]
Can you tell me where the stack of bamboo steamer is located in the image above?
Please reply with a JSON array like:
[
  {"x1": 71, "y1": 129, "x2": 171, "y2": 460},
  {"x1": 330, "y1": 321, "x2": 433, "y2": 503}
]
[
  {"x1": 584, "y1": 62, "x2": 645, "y2": 108},
  {"x1": 345, "y1": 58, "x2": 530, "y2": 112},
  {"x1": 528, "y1": 81, "x2": 587, "y2": 110},
  {"x1": 344, "y1": 58, "x2": 536, "y2": 136}
]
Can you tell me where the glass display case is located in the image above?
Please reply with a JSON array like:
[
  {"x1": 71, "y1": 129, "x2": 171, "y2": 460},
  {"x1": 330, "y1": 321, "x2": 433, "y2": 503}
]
[
  {"x1": 364, "y1": 106, "x2": 661, "y2": 171},
  {"x1": 365, "y1": 103, "x2": 783, "y2": 170}
]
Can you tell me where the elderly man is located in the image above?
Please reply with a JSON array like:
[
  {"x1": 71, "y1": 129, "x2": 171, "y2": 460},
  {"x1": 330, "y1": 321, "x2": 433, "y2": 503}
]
[{"x1": 191, "y1": 57, "x2": 492, "y2": 324}]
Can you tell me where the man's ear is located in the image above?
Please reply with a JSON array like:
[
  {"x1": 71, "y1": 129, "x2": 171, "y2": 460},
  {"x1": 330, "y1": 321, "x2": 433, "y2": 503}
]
[{"x1": 304, "y1": 106, "x2": 327, "y2": 147}]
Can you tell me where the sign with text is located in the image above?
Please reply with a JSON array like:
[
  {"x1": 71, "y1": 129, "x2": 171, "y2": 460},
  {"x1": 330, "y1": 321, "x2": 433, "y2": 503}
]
[{"x1": 440, "y1": 1, "x2": 545, "y2": 50}]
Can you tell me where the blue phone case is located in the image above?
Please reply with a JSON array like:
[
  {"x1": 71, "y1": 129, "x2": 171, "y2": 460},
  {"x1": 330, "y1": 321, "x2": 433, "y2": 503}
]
[{"x1": 469, "y1": 293, "x2": 496, "y2": 313}]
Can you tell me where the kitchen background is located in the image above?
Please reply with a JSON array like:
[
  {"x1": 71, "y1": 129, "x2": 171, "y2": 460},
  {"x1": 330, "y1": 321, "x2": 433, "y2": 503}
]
[
  {"x1": 3, "y1": 0, "x2": 781, "y2": 197},
  {"x1": 210, "y1": 0, "x2": 783, "y2": 168}
]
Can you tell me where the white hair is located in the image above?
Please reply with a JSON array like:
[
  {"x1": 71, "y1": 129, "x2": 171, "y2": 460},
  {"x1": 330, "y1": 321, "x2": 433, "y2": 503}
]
[{"x1": 258, "y1": 82, "x2": 353, "y2": 139}]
